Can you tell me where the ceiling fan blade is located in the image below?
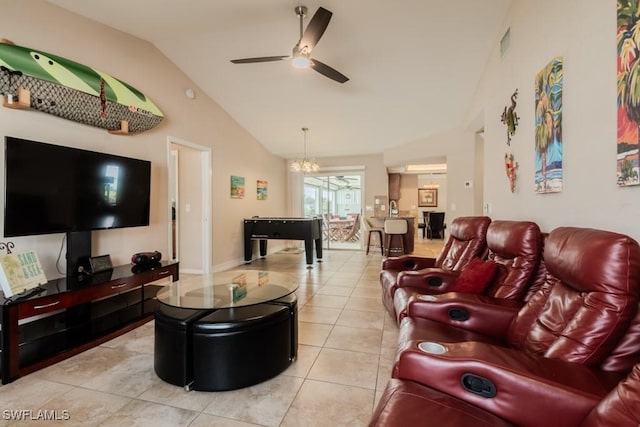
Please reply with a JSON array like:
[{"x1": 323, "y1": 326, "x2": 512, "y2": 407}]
[
  {"x1": 310, "y1": 58, "x2": 349, "y2": 83},
  {"x1": 299, "y1": 7, "x2": 332, "y2": 52},
  {"x1": 231, "y1": 55, "x2": 290, "y2": 64}
]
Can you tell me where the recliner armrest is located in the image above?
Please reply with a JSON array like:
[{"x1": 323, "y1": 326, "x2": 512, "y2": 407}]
[
  {"x1": 396, "y1": 268, "x2": 459, "y2": 290},
  {"x1": 370, "y1": 378, "x2": 515, "y2": 427},
  {"x1": 393, "y1": 340, "x2": 623, "y2": 427},
  {"x1": 405, "y1": 293, "x2": 522, "y2": 339},
  {"x1": 381, "y1": 255, "x2": 436, "y2": 271}
]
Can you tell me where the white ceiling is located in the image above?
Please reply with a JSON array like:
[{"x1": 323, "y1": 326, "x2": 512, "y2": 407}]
[{"x1": 47, "y1": 0, "x2": 511, "y2": 160}]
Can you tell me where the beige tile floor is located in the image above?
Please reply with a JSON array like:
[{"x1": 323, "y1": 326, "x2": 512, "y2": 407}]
[{"x1": 0, "y1": 235, "x2": 443, "y2": 427}]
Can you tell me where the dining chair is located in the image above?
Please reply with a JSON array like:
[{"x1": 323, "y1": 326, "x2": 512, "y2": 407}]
[
  {"x1": 418, "y1": 211, "x2": 433, "y2": 239},
  {"x1": 427, "y1": 212, "x2": 446, "y2": 239},
  {"x1": 342, "y1": 214, "x2": 361, "y2": 242}
]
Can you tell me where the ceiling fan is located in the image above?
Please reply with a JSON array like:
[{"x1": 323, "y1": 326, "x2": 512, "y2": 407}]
[
  {"x1": 335, "y1": 175, "x2": 359, "y2": 189},
  {"x1": 230, "y1": 6, "x2": 349, "y2": 84}
]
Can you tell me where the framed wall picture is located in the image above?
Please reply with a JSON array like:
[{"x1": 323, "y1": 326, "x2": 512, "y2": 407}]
[
  {"x1": 418, "y1": 188, "x2": 438, "y2": 207},
  {"x1": 230, "y1": 175, "x2": 245, "y2": 199},
  {"x1": 257, "y1": 180, "x2": 267, "y2": 200},
  {"x1": 535, "y1": 56, "x2": 563, "y2": 193}
]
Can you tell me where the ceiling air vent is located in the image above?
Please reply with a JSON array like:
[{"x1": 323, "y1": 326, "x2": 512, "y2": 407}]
[{"x1": 500, "y1": 27, "x2": 511, "y2": 59}]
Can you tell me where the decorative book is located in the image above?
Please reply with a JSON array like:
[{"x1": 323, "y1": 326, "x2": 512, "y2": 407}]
[
  {"x1": 230, "y1": 273, "x2": 248, "y2": 302},
  {"x1": 258, "y1": 271, "x2": 269, "y2": 286},
  {"x1": 0, "y1": 250, "x2": 47, "y2": 298}
]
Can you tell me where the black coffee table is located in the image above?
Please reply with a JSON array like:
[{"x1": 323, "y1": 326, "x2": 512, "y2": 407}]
[{"x1": 154, "y1": 270, "x2": 298, "y2": 391}]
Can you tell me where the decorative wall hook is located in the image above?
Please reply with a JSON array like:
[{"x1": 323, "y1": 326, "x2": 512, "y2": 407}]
[
  {"x1": 501, "y1": 89, "x2": 519, "y2": 145},
  {"x1": 505, "y1": 153, "x2": 518, "y2": 193},
  {"x1": 0, "y1": 66, "x2": 23, "y2": 102},
  {"x1": 0, "y1": 241, "x2": 15, "y2": 254}
]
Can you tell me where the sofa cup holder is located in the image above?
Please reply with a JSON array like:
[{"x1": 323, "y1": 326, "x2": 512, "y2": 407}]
[
  {"x1": 427, "y1": 277, "x2": 443, "y2": 287},
  {"x1": 418, "y1": 341, "x2": 447, "y2": 354},
  {"x1": 461, "y1": 373, "x2": 497, "y2": 398},
  {"x1": 448, "y1": 308, "x2": 470, "y2": 321}
]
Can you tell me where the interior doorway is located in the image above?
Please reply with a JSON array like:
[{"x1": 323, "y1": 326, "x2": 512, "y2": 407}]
[
  {"x1": 303, "y1": 173, "x2": 363, "y2": 250},
  {"x1": 167, "y1": 136, "x2": 212, "y2": 274}
]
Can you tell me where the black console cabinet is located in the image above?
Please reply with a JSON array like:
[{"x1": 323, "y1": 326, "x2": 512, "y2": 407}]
[{"x1": 0, "y1": 261, "x2": 179, "y2": 384}]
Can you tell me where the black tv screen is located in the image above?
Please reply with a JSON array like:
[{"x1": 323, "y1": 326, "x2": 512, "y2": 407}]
[{"x1": 4, "y1": 137, "x2": 151, "y2": 237}]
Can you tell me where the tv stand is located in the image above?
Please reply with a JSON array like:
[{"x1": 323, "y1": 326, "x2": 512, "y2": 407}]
[{"x1": 0, "y1": 261, "x2": 179, "y2": 384}]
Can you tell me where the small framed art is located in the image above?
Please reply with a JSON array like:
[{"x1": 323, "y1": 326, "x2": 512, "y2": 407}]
[{"x1": 418, "y1": 188, "x2": 438, "y2": 207}]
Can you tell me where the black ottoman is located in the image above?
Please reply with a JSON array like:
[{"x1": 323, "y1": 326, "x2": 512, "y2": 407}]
[
  {"x1": 267, "y1": 293, "x2": 298, "y2": 362},
  {"x1": 154, "y1": 304, "x2": 211, "y2": 387},
  {"x1": 192, "y1": 300, "x2": 297, "y2": 391}
]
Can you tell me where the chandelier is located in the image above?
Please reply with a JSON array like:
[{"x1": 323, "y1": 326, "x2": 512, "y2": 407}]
[{"x1": 290, "y1": 127, "x2": 320, "y2": 173}]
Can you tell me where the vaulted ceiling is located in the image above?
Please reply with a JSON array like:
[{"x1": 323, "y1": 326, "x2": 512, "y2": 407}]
[{"x1": 48, "y1": 0, "x2": 511, "y2": 159}]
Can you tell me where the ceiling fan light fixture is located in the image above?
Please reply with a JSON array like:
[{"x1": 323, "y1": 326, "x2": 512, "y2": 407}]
[
  {"x1": 292, "y1": 46, "x2": 311, "y2": 68},
  {"x1": 292, "y1": 54, "x2": 311, "y2": 69}
]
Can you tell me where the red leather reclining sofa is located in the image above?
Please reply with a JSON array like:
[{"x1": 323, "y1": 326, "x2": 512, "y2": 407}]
[{"x1": 372, "y1": 223, "x2": 640, "y2": 426}]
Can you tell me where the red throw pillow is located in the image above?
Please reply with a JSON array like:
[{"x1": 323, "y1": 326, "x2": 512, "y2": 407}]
[{"x1": 450, "y1": 258, "x2": 498, "y2": 294}]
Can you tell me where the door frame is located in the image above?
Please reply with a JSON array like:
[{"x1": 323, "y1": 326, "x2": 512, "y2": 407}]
[{"x1": 166, "y1": 136, "x2": 212, "y2": 274}]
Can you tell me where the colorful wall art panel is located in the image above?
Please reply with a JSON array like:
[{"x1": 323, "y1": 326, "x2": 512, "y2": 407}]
[
  {"x1": 617, "y1": 0, "x2": 640, "y2": 186},
  {"x1": 230, "y1": 175, "x2": 245, "y2": 199},
  {"x1": 257, "y1": 180, "x2": 267, "y2": 200},
  {"x1": 534, "y1": 56, "x2": 563, "y2": 194}
]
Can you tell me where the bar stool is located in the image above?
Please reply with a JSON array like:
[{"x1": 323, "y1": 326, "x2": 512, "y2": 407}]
[
  {"x1": 384, "y1": 219, "x2": 407, "y2": 257},
  {"x1": 365, "y1": 217, "x2": 384, "y2": 255}
]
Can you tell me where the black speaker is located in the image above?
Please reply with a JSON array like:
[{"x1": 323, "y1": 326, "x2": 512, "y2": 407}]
[
  {"x1": 67, "y1": 231, "x2": 91, "y2": 276},
  {"x1": 131, "y1": 251, "x2": 162, "y2": 266}
]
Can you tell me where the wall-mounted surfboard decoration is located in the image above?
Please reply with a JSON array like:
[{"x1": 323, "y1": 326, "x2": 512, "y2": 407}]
[{"x1": 0, "y1": 40, "x2": 164, "y2": 134}]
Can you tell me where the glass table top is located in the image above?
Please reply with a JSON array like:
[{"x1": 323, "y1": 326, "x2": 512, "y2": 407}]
[{"x1": 155, "y1": 270, "x2": 298, "y2": 309}]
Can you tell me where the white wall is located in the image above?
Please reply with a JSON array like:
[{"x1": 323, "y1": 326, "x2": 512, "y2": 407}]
[
  {"x1": 399, "y1": 174, "x2": 419, "y2": 216},
  {"x1": 383, "y1": 128, "x2": 477, "y2": 218},
  {"x1": 5, "y1": 0, "x2": 628, "y2": 281},
  {"x1": 0, "y1": 0, "x2": 287, "y2": 278},
  {"x1": 382, "y1": 1, "x2": 640, "y2": 240},
  {"x1": 464, "y1": 0, "x2": 638, "y2": 238}
]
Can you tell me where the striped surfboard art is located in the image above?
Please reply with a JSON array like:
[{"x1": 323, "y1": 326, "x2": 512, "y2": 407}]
[{"x1": 0, "y1": 40, "x2": 164, "y2": 133}]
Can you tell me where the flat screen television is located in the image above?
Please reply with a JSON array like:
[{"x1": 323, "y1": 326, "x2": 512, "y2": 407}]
[{"x1": 4, "y1": 136, "x2": 151, "y2": 237}]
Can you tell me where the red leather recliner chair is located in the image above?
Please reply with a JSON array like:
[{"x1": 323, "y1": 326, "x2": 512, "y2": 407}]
[
  {"x1": 392, "y1": 220, "x2": 543, "y2": 323},
  {"x1": 370, "y1": 363, "x2": 640, "y2": 427},
  {"x1": 389, "y1": 227, "x2": 640, "y2": 426},
  {"x1": 379, "y1": 216, "x2": 491, "y2": 317}
]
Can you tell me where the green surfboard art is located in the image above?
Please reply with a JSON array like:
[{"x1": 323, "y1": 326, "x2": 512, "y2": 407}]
[{"x1": 0, "y1": 41, "x2": 164, "y2": 133}]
